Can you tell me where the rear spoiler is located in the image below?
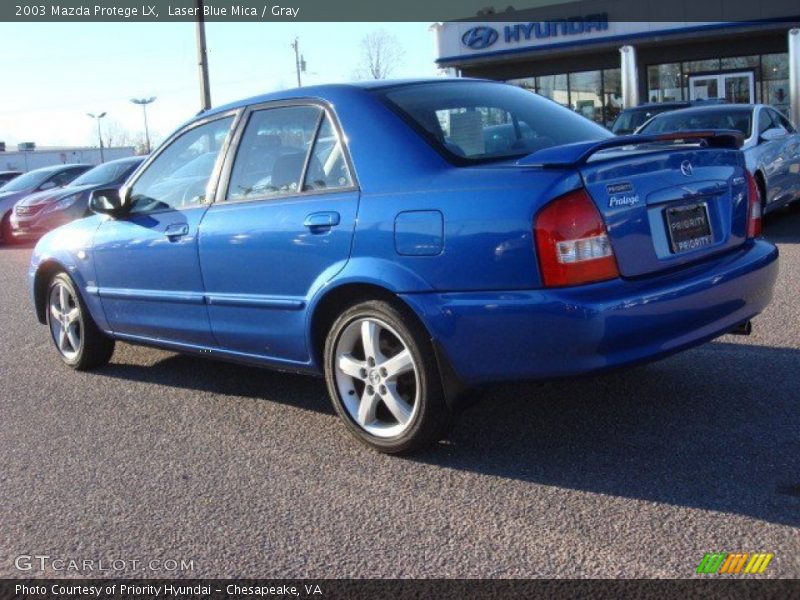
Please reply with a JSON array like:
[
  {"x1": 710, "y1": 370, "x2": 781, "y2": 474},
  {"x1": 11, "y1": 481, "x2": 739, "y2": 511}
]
[{"x1": 518, "y1": 130, "x2": 745, "y2": 168}]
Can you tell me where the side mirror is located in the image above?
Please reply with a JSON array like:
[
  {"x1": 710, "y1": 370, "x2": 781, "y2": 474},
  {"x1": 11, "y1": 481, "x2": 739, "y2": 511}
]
[
  {"x1": 38, "y1": 181, "x2": 57, "y2": 191},
  {"x1": 760, "y1": 127, "x2": 787, "y2": 143},
  {"x1": 89, "y1": 187, "x2": 129, "y2": 217}
]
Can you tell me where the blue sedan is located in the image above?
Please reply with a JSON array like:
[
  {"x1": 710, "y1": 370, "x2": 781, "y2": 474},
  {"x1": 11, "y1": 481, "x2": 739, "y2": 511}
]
[{"x1": 28, "y1": 79, "x2": 778, "y2": 453}]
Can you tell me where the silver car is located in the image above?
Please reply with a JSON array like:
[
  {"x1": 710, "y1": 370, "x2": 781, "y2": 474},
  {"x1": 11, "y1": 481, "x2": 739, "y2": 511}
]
[{"x1": 636, "y1": 104, "x2": 800, "y2": 214}]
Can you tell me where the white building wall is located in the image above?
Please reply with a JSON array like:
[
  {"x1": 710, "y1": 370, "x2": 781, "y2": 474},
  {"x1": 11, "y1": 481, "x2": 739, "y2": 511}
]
[{"x1": 0, "y1": 147, "x2": 136, "y2": 172}]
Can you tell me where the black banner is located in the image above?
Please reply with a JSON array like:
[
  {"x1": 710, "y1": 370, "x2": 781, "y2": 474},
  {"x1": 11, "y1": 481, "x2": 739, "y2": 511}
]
[
  {"x1": 2, "y1": 0, "x2": 800, "y2": 22},
  {"x1": 2, "y1": 579, "x2": 800, "y2": 600}
]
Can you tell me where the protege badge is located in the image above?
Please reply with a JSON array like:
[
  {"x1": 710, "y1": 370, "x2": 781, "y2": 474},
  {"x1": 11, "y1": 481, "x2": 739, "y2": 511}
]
[{"x1": 606, "y1": 182, "x2": 640, "y2": 208}]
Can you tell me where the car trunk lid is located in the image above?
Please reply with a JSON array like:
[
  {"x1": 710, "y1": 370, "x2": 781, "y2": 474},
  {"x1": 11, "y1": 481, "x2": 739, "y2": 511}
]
[{"x1": 521, "y1": 132, "x2": 749, "y2": 279}]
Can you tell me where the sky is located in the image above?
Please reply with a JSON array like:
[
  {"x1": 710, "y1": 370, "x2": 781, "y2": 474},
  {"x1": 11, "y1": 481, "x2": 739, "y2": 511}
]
[{"x1": 0, "y1": 22, "x2": 438, "y2": 149}]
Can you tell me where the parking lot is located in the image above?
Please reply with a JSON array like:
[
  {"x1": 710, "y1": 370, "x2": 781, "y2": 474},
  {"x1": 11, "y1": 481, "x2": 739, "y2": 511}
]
[{"x1": 1, "y1": 207, "x2": 798, "y2": 579}]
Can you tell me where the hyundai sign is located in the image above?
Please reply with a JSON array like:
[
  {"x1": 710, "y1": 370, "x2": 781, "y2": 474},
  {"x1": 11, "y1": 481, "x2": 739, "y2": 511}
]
[{"x1": 461, "y1": 13, "x2": 609, "y2": 51}]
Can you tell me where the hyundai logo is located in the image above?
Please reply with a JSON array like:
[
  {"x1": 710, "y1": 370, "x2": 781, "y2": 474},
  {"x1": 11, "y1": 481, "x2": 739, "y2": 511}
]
[
  {"x1": 462, "y1": 26, "x2": 499, "y2": 50},
  {"x1": 680, "y1": 160, "x2": 694, "y2": 177}
]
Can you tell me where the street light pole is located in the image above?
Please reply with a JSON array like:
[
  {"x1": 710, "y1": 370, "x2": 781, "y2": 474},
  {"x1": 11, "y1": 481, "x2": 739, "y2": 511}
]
[
  {"x1": 131, "y1": 97, "x2": 156, "y2": 153},
  {"x1": 195, "y1": 0, "x2": 212, "y2": 110},
  {"x1": 86, "y1": 112, "x2": 107, "y2": 163}
]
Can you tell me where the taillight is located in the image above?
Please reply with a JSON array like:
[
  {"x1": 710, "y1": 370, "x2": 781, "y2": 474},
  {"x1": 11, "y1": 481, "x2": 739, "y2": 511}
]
[
  {"x1": 745, "y1": 170, "x2": 762, "y2": 238},
  {"x1": 534, "y1": 188, "x2": 620, "y2": 287}
]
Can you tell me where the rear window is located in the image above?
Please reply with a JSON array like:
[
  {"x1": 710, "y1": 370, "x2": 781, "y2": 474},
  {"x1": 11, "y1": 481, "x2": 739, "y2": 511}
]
[
  {"x1": 639, "y1": 109, "x2": 752, "y2": 137},
  {"x1": 378, "y1": 81, "x2": 611, "y2": 163},
  {"x1": 611, "y1": 105, "x2": 682, "y2": 134}
]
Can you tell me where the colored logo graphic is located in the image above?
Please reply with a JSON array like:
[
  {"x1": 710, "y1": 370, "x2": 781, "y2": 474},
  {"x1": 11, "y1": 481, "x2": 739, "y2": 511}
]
[
  {"x1": 696, "y1": 552, "x2": 773, "y2": 575},
  {"x1": 461, "y1": 26, "x2": 499, "y2": 50}
]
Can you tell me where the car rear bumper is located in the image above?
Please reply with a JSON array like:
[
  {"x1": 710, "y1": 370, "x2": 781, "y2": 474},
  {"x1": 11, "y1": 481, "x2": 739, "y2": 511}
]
[{"x1": 401, "y1": 239, "x2": 779, "y2": 385}]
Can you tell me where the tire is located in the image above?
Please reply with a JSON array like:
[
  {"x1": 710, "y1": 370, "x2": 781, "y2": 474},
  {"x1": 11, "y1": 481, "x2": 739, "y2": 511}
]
[
  {"x1": 324, "y1": 299, "x2": 452, "y2": 454},
  {"x1": 756, "y1": 174, "x2": 767, "y2": 217},
  {"x1": 45, "y1": 272, "x2": 115, "y2": 370},
  {"x1": 0, "y1": 212, "x2": 12, "y2": 245}
]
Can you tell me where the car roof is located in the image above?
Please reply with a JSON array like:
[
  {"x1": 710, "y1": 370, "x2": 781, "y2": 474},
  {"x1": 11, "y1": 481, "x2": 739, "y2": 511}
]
[
  {"x1": 632, "y1": 101, "x2": 691, "y2": 110},
  {"x1": 99, "y1": 155, "x2": 146, "y2": 165},
  {"x1": 202, "y1": 78, "x2": 483, "y2": 118},
  {"x1": 0, "y1": 170, "x2": 22, "y2": 175},
  {"x1": 27, "y1": 163, "x2": 93, "y2": 174},
  {"x1": 648, "y1": 104, "x2": 757, "y2": 118}
]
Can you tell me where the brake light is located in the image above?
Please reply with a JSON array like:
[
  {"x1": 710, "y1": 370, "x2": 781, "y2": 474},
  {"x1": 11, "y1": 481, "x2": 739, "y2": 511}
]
[
  {"x1": 534, "y1": 188, "x2": 620, "y2": 287},
  {"x1": 745, "y1": 170, "x2": 762, "y2": 238}
]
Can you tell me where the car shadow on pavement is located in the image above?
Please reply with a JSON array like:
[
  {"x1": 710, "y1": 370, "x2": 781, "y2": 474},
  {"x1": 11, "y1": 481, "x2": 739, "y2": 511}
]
[
  {"x1": 763, "y1": 201, "x2": 800, "y2": 244},
  {"x1": 97, "y1": 353, "x2": 336, "y2": 416},
  {"x1": 412, "y1": 340, "x2": 800, "y2": 528},
  {"x1": 98, "y1": 339, "x2": 800, "y2": 527}
]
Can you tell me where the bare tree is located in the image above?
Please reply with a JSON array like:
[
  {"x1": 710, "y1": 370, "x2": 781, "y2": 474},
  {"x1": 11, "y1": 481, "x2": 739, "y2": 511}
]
[{"x1": 354, "y1": 30, "x2": 405, "y2": 80}]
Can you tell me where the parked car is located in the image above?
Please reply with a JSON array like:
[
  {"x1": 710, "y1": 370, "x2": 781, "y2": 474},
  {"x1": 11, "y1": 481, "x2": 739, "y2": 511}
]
[
  {"x1": 611, "y1": 99, "x2": 726, "y2": 135},
  {"x1": 28, "y1": 80, "x2": 778, "y2": 453},
  {"x1": 0, "y1": 170, "x2": 23, "y2": 187},
  {"x1": 10, "y1": 156, "x2": 145, "y2": 241},
  {"x1": 0, "y1": 163, "x2": 91, "y2": 243},
  {"x1": 636, "y1": 104, "x2": 800, "y2": 214}
]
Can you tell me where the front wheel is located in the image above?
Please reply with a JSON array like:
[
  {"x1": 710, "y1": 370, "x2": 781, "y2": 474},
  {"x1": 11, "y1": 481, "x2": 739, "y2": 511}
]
[
  {"x1": 46, "y1": 272, "x2": 115, "y2": 370},
  {"x1": 0, "y1": 212, "x2": 13, "y2": 245},
  {"x1": 324, "y1": 300, "x2": 452, "y2": 453}
]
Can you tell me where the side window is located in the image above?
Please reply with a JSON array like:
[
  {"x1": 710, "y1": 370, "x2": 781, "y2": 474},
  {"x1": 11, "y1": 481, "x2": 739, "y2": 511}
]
[
  {"x1": 129, "y1": 116, "x2": 233, "y2": 214},
  {"x1": 49, "y1": 170, "x2": 79, "y2": 188},
  {"x1": 758, "y1": 109, "x2": 775, "y2": 135},
  {"x1": 303, "y1": 114, "x2": 354, "y2": 191},
  {"x1": 227, "y1": 106, "x2": 321, "y2": 201}
]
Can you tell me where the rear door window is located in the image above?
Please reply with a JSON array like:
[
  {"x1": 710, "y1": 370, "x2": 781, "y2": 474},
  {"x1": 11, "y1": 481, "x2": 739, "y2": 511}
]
[{"x1": 226, "y1": 105, "x2": 321, "y2": 201}]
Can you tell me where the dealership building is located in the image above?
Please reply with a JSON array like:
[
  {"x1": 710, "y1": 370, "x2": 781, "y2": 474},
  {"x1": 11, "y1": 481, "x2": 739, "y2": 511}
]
[{"x1": 433, "y1": 0, "x2": 800, "y2": 128}]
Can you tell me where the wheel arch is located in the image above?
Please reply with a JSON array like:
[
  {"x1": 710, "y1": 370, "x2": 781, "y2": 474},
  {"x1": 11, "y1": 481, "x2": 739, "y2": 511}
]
[
  {"x1": 306, "y1": 280, "x2": 469, "y2": 410},
  {"x1": 308, "y1": 282, "x2": 420, "y2": 371}
]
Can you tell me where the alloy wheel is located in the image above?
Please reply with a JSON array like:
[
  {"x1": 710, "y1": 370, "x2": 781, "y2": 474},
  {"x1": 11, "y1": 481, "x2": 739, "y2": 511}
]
[
  {"x1": 333, "y1": 317, "x2": 420, "y2": 438},
  {"x1": 48, "y1": 281, "x2": 82, "y2": 361}
]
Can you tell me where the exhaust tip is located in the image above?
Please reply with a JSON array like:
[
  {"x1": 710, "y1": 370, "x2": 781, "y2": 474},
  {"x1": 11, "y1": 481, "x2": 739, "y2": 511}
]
[{"x1": 731, "y1": 320, "x2": 753, "y2": 336}]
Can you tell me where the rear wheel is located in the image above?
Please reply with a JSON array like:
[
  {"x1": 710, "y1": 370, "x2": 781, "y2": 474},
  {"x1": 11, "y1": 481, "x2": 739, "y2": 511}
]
[
  {"x1": 324, "y1": 300, "x2": 451, "y2": 453},
  {"x1": 46, "y1": 272, "x2": 115, "y2": 370}
]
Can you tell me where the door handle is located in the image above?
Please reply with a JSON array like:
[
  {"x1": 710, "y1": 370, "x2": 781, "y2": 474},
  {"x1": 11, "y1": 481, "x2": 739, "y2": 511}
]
[
  {"x1": 164, "y1": 223, "x2": 189, "y2": 240},
  {"x1": 303, "y1": 211, "x2": 340, "y2": 231}
]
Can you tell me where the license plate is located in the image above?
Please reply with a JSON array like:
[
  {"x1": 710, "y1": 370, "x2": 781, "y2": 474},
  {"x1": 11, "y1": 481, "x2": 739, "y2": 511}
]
[{"x1": 665, "y1": 203, "x2": 713, "y2": 254}]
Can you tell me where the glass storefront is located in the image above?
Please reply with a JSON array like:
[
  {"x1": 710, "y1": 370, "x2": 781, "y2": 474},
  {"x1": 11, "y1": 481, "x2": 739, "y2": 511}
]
[
  {"x1": 508, "y1": 68, "x2": 621, "y2": 127},
  {"x1": 646, "y1": 53, "x2": 790, "y2": 115},
  {"x1": 506, "y1": 51, "x2": 790, "y2": 129}
]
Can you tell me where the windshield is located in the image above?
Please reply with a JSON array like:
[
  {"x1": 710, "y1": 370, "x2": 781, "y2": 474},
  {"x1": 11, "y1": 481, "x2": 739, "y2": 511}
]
[
  {"x1": 171, "y1": 152, "x2": 218, "y2": 179},
  {"x1": 0, "y1": 169, "x2": 52, "y2": 192},
  {"x1": 638, "y1": 109, "x2": 752, "y2": 137},
  {"x1": 379, "y1": 81, "x2": 611, "y2": 163},
  {"x1": 70, "y1": 159, "x2": 140, "y2": 187}
]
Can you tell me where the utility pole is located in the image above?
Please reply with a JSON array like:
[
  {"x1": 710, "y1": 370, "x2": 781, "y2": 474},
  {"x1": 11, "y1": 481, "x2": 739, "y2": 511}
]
[
  {"x1": 130, "y1": 97, "x2": 156, "y2": 154},
  {"x1": 86, "y1": 112, "x2": 107, "y2": 163},
  {"x1": 195, "y1": 0, "x2": 212, "y2": 110},
  {"x1": 291, "y1": 37, "x2": 306, "y2": 87}
]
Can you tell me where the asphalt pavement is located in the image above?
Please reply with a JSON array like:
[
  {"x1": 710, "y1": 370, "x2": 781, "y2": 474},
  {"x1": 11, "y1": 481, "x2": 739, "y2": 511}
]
[{"x1": 1, "y1": 206, "x2": 798, "y2": 579}]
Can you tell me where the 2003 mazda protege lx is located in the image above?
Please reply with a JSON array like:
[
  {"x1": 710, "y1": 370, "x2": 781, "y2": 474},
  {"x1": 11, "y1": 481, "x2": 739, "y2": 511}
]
[{"x1": 29, "y1": 80, "x2": 779, "y2": 453}]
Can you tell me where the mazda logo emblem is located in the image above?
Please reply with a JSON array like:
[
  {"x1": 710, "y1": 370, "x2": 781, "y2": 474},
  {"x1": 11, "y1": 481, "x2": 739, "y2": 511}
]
[
  {"x1": 462, "y1": 26, "x2": 499, "y2": 50},
  {"x1": 680, "y1": 160, "x2": 694, "y2": 177}
]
